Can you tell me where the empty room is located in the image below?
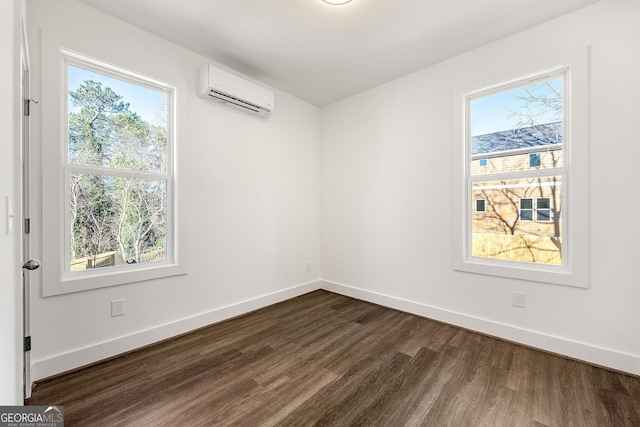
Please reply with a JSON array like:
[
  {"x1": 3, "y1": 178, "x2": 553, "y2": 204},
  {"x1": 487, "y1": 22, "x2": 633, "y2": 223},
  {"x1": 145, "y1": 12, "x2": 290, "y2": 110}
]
[{"x1": 2, "y1": 0, "x2": 640, "y2": 425}]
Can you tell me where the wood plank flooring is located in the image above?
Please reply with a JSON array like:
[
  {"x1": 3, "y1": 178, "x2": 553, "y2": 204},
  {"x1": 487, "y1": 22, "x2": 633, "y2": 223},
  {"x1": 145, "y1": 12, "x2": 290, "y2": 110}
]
[{"x1": 27, "y1": 290, "x2": 640, "y2": 426}]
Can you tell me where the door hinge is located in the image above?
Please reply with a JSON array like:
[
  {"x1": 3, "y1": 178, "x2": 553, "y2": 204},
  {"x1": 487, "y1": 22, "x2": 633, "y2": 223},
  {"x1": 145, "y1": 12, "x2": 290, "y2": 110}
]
[
  {"x1": 24, "y1": 218, "x2": 30, "y2": 234},
  {"x1": 24, "y1": 336, "x2": 31, "y2": 352},
  {"x1": 24, "y1": 98, "x2": 38, "y2": 116}
]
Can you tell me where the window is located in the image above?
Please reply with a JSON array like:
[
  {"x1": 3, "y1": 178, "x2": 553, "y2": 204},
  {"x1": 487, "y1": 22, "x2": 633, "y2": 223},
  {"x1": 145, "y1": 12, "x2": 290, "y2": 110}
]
[
  {"x1": 519, "y1": 197, "x2": 552, "y2": 222},
  {"x1": 67, "y1": 63, "x2": 171, "y2": 272},
  {"x1": 479, "y1": 158, "x2": 488, "y2": 167},
  {"x1": 452, "y1": 48, "x2": 589, "y2": 287},
  {"x1": 519, "y1": 198, "x2": 534, "y2": 222},
  {"x1": 469, "y1": 74, "x2": 563, "y2": 265},
  {"x1": 476, "y1": 199, "x2": 486, "y2": 212},
  {"x1": 41, "y1": 41, "x2": 188, "y2": 296},
  {"x1": 537, "y1": 198, "x2": 551, "y2": 222},
  {"x1": 529, "y1": 152, "x2": 541, "y2": 168}
]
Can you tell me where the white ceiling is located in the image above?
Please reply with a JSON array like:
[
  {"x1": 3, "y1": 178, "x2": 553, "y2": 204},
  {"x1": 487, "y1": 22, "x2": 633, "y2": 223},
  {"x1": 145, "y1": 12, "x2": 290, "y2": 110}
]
[{"x1": 78, "y1": 0, "x2": 601, "y2": 107}]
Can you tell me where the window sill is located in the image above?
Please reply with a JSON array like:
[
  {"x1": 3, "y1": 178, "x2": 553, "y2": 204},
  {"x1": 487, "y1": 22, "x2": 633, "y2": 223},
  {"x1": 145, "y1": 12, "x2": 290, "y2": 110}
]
[
  {"x1": 454, "y1": 257, "x2": 587, "y2": 288},
  {"x1": 43, "y1": 262, "x2": 188, "y2": 296}
]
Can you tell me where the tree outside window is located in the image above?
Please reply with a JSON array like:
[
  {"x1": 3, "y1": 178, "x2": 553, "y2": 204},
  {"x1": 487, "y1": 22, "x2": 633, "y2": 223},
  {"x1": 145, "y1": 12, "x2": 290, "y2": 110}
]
[{"x1": 66, "y1": 64, "x2": 171, "y2": 272}]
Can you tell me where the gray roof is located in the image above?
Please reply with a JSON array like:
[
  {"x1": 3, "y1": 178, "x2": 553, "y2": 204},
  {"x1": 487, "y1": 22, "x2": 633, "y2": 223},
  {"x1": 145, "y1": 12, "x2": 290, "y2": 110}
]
[{"x1": 471, "y1": 122, "x2": 562, "y2": 156}]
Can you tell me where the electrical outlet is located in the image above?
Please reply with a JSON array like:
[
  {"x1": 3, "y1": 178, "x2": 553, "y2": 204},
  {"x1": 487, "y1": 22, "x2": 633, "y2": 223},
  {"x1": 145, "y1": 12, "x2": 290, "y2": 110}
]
[
  {"x1": 111, "y1": 299, "x2": 125, "y2": 317},
  {"x1": 512, "y1": 292, "x2": 525, "y2": 308}
]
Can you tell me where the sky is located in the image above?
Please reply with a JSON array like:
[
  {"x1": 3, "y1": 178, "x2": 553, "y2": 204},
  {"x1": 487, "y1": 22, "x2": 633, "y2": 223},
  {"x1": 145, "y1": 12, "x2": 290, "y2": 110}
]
[
  {"x1": 68, "y1": 64, "x2": 168, "y2": 128},
  {"x1": 470, "y1": 76, "x2": 563, "y2": 136},
  {"x1": 68, "y1": 64, "x2": 560, "y2": 138}
]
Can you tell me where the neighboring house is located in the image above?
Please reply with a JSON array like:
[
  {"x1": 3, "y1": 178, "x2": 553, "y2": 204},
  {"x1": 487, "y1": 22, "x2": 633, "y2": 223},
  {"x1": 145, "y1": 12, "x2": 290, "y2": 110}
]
[{"x1": 470, "y1": 122, "x2": 563, "y2": 264}]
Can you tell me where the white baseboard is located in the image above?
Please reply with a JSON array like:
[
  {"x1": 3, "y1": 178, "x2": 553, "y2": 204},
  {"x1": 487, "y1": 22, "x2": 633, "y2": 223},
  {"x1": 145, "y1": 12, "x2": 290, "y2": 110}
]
[
  {"x1": 31, "y1": 278, "x2": 639, "y2": 382},
  {"x1": 31, "y1": 280, "x2": 321, "y2": 382},
  {"x1": 321, "y1": 280, "x2": 640, "y2": 376}
]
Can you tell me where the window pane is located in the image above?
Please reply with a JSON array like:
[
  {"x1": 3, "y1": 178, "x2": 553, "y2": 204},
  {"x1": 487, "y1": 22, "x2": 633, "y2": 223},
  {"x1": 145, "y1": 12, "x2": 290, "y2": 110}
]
[
  {"x1": 529, "y1": 152, "x2": 541, "y2": 168},
  {"x1": 520, "y1": 209, "x2": 533, "y2": 221},
  {"x1": 537, "y1": 198, "x2": 550, "y2": 209},
  {"x1": 471, "y1": 177, "x2": 562, "y2": 265},
  {"x1": 68, "y1": 65, "x2": 168, "y2": 173},
  {"x1": 470, "y1": 77, "x2": 563, "y2": 176},
  {"x1": 537, "y1": 209, "x2": 551, "y2": 222},
  {"x1": 476, "y1": 199, "x2": 486, "y2": 212},
  {"x1": 70, "y1": 173, "x2": 167, "y2": 271}
]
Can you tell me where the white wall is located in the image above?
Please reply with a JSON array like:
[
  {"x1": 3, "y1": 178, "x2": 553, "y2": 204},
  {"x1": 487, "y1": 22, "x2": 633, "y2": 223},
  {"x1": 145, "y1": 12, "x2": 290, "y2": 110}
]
[
  {"x1": 321, "y1": 0, "x2": 640, "y2": 375},
  {"x1": 23, "y1": 0, "x2": 640, "y2": 384},
  {"x1": 0, "y1": 0, "x2": 23, "y2": 405},
  {"x1": 27, "y1": 0, "x2": 322, "y2": 380}
]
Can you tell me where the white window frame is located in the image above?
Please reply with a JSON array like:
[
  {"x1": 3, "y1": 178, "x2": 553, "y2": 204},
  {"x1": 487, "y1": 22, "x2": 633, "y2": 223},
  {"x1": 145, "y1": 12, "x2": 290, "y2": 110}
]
[
  {"x1": 41, "y1": 33, "x2": 188, "y2": 296},
  {"x1": 452, "y1": 47, "x2": 589, "y2": 288},
  {"x1": 536, "y1": 197, "x2": 552, "y2": 222}
]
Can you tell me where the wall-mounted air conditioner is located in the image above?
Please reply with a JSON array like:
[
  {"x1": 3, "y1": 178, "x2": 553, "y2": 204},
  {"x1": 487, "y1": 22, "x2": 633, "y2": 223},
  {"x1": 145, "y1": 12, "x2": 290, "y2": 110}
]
[{"x1": 198, "y1": 64, "x2": 274, "y2": 118}]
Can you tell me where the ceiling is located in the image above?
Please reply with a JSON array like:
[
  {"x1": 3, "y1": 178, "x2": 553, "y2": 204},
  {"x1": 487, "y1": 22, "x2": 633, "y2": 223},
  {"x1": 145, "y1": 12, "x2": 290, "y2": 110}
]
[{"x1": 78, "y1": 0, "x2": 601, "y2": 107}]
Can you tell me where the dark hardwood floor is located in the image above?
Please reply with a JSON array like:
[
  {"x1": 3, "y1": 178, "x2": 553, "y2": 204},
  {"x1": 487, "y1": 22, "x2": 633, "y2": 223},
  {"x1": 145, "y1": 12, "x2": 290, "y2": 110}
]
[{"x1": 27, "y1": 290, "x2": 640, "y2": 426}]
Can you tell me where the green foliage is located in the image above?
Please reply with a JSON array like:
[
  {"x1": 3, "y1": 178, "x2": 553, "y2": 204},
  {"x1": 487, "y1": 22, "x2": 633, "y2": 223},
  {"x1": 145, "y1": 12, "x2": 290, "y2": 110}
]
[{"x1": 69, "y1": 79, "x2": 168, "y2": 268}]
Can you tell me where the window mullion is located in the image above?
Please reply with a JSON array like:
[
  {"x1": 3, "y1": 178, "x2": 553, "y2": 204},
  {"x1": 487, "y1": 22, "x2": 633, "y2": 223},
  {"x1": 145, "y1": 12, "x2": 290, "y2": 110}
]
[
  {"x1": 468, "y1": 167, "x2": 563, "y2": 184},
  {"x1": 67, "y1": 164, "x2": 169, "y2": 181}
]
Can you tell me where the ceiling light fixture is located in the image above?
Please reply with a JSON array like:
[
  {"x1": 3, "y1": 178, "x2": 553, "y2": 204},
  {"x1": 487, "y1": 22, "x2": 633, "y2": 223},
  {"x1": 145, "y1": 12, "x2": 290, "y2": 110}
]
[{"x1": 322, "y1": 0, "x2": 352, "y2": 5}]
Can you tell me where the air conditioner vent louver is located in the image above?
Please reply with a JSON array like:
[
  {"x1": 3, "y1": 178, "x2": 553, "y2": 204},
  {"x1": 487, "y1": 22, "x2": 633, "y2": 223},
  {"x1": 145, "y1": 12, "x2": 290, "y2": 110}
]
[
  {"x1": 209, "y1": 90, "x2": 262, "y2": 113},
  {"x1": 199, "y1": 64, "x2": 274, "y2": 118}
]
